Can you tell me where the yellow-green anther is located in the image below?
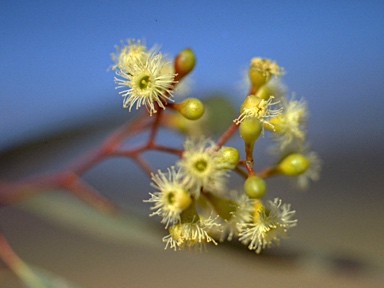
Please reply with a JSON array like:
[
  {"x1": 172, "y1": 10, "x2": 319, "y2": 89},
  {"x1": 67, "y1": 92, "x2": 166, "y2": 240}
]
[
  {"x1": 277, "y1": 153, "x2": 309, "y2": 176},
  {"x1": 244, "y1": 175, "x2": 266, "y2": 199}
]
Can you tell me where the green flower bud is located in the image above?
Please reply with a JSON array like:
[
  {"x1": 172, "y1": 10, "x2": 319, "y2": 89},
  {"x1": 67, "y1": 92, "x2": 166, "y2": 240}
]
[
  {"x1": 239, "y1": 117, "x2": 262, "y2": 149},
  {"x1": 216, "y1": 146, "x2": 240, "y2": 170},
  {"x1": 174, "y1": 48, "x2": 196, "y2": 80},
  {"x1": 277, "y1": 153, "x2": 309, "y2": 176},
  {"x1": 255, "y1": 84, "x2": 272, "y2": 100},
  {"x1": 244, "y1": 175, "x2": 266, "y2": 199},
  {"x1": 249, "y1": 67, "x2": 268, "y2": 91},
  {"x1": 175, "y1": 98, "x2": 205, "y2": 120}
]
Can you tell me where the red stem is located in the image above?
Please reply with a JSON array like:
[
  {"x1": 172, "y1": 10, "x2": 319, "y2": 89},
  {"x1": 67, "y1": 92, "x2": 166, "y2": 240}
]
[
  {"x1": 215, "y1": 121, "x2": 239, "y2": 149},
  {"x1": 147, "y1": 107, "x2": 163, "y2": 145},
  {"x1": 132, "y1": 155, "x2": 153, "y2": 177},
  {"x1": 257, "y1": 167, "x2": 277, "y2": 178},
  {"x1": 150, "y1": 143, "x2": 183, "y2": 157},
  {"x1": 70, "y1": 110, "x2": 151, "y2": 175}
]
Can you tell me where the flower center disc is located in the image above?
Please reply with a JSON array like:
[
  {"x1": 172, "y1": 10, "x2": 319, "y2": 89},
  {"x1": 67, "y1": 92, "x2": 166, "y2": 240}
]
[
  {"x1": 194, "y1": 159, "x2": 208, "y2": 172},
  {"x1": 138, "y1": 75, "x2": 151, "y2": 90},
  {"x1": 167, "y1": 192, "x2": 175, "y2": 204}
]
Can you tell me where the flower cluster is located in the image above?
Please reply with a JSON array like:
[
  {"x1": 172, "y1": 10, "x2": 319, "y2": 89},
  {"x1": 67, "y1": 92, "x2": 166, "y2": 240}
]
[
  {"x1": 111, "y1": 40, "x2": 321, "y2": 253},
  {"x1": 145, "y1": 139, "x2": 237, "y2": 250}
]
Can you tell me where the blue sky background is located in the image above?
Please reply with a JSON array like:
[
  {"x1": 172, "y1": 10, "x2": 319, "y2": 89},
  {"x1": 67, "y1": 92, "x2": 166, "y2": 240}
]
[{"x1": 1, "y1": 0, "x2": 384, "y2": 151}]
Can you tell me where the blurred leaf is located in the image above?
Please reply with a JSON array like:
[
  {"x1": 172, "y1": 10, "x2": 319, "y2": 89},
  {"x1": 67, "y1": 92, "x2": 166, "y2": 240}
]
[
  {"x1": 18, "y1": 263, "x2": 85, "y2": 288},
  {"x1": 203, "y1": 94, "x2": 236, "y2": 135},
  {"x1": 17, "y1": 192, "x2": 162, "y2": 248}
]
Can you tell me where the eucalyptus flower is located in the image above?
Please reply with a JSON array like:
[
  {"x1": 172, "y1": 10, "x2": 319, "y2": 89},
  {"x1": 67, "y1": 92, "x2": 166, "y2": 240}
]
[
  {"x1": 238, "y1": 198, "x2": 297, "y2": 253},
  {"x1": 145, "y1": 167, "x2": 192, "y2": 228},
  {"x1": 115, "y1": 50, "x2": 177, "y2": 115},
  {"x1": 163, "y1": 216, "x2": 219, "y2": 251},
  {"x1": 177, "y1": 137, "x2": 229, "y2": 196}
]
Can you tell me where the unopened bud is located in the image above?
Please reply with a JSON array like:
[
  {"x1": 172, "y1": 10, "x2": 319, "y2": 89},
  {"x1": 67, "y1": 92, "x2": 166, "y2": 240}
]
[
  {"x1": 255, "y1": 84, "x2": 272, "y2": 100},
  {"x1": 175, "y1": 98, "x2": 205, "y2": 120},
  {"x1": 239, "y1": 117, "x2": 262, "y2": 149},
  {"x1": 216, "y1": 146, "x2": 240, "y2": 170},
  {"x1": 174, "y1": 48, "x2": 196, "y2": 80},
  {"x1": 244, "y1": 175, "x2": 266, "y2": 199},
  {"x1": 249, "y1": 69, "x2": 268, "y2": 91},
  {"x1": 277, "y1": 153, "x2": 309, "y2": 176}
]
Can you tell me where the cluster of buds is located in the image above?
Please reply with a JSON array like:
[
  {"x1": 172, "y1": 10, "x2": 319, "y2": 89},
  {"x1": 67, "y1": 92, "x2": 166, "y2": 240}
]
[{"x1": 112, "y1": 39, "x2": 321, "y2": 253}]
